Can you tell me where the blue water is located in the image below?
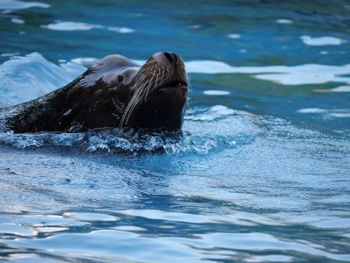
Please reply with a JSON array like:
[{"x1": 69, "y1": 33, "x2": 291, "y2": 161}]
[{"x1": 1, "y1": 0, "x2": 350, "y2": 262}]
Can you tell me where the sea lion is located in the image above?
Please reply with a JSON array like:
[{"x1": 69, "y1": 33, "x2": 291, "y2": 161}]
[{"x1": 0, "y1": 52, "x2": 189, "y2": 133}]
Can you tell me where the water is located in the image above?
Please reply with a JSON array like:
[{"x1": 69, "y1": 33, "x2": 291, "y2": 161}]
[{"x1": 1, "y1": 0, "x2": 350, "y2": 262}]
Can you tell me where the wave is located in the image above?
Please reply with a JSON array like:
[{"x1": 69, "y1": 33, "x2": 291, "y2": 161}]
[{"x1": 0, "y1": 53, "x2": 85, "y2": 106}]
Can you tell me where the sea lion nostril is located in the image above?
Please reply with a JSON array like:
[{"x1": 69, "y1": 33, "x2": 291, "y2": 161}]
[
  {"x1": 163, "y1": 52, "x2": 173, "y2": 63},
  {"x1": 172, "y1": 53, "x2": 179, "y2": 65},
  {"x1": 163, "y1": 52, "x2": 179, "y2": 66}
]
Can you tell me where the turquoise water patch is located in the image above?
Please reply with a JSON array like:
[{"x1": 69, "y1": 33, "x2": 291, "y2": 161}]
[{"x1": 0, "y1": 0, "x2": 350, "y2": 262}]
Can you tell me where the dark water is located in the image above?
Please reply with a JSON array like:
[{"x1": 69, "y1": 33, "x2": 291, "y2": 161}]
[{"x1": 0, "y1": 0, "x2": 350, "y2": 262}]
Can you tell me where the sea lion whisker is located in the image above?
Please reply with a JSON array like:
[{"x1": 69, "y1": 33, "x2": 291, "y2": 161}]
[
  {"x1": 144, "y1": 75, "x2": 156, "y2": 101},
  {"x1": 161, "y1": 67, "x2": 166, "y2": 82},
  {"x1": 158, "y1": 68, "x2": 162, "y2": 82},
  {"x1": 159, "y1": 68, "x2": 164, "y2": 82},
  {"x1": 124, "y1": 76, "x2": 155, "y2": 123},
  {"x1": 185, "y1": 71, "x2": 190, "y2": 82},
  {"x1": 120, "y1": 97, "x2": 139, "y2": 126},
  {"x1": 162, "y1": 68, "x2": 167, "y2": 83},
  {"x1": 120, "y1": 80, "x2": 147, "y2": 127},
  {"x1": 154, "y1": 69, "x2": 160, "y2": 89}
]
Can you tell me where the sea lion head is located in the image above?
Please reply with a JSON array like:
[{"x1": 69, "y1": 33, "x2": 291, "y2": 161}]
[
  {"x1": 2, "y1": 52, "x2": 189, "y2": 133},
  {"x1": 120, "y1": 52, "x2": 189, "y2": 131}
]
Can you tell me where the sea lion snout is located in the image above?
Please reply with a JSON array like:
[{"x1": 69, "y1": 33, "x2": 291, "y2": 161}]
[{"x1": 119, "y1": 52, "x2": 188, "y2": 129}]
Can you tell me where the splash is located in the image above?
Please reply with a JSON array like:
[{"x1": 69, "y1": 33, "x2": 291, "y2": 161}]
[{"x1": 0, "y1": 128, "x2": 237, "y2": 154}]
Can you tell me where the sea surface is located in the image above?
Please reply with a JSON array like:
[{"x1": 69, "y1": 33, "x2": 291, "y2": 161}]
[{"x1": 0, "y1": 0, "x2": 350, "y2": 262}]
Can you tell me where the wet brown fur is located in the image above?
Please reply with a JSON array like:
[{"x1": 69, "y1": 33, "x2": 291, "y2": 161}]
[{"x1": 0, "y1": 53, "x2": 188, "y2": 133}]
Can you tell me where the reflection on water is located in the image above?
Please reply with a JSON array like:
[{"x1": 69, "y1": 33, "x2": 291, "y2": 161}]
[{"x1": 0, "y1": 0, "x2": 350, "y2": 262}]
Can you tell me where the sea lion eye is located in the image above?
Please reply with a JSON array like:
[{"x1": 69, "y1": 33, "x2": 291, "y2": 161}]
[{"x1": 117, "y1": 75, "x2": 124, "y2": 82}]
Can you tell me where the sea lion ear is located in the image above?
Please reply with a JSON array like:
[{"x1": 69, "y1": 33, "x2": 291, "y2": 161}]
[
  {"x1": 100, "y1": 67, "x2": 138, "y2": 86},
  {"x1": 119, "y1": 68, "x2": 138, "y2": 86}
]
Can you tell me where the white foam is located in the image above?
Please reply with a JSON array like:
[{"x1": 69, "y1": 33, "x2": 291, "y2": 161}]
[
  {"x1": 301, "y1": 35, "x2": 345, "y2": 46},
  {"x1": 0, "y1": 0, "x2": 49, "y2": 10},
  {"x1": 327, "y1": 113, "x2": 350, "y2": 118},
  {"x1": 297, "y1": 108, "x2": 327, "y2": 114},
  {"x1": 35, "y1": 226, "x2": 68, "y2": 233},
  {"x1": 297, "y1": 108, "x2": 350, "y2": 118},
  {"x1": 71, "y1": 57, "x2": 99, "y2": 66},
  {"x1": 11, "y1": 18, "x2": 25, "y2": 24},
  {"x1": 330, "y1": 86, "x2": 350, "y2": 92},
  {"x1": 187, "y1": 105, "x2": 235, "y2": 121},
  {"x1": 42, "y1": 21, "x2": 98, "y2": 31},
  {"x1": 186, "y1": 60, "x2": 237, "y2": 74},
  {"x1": 1, "y1": 52, "x2": 19, "y2": 57},
  {"x1": 107, "y1": 26, "x2": 135, "y2": 33},
  {"x1": 203, "y1": 90, "x2": 230, "y2": 96},
  {"x1": 276, "y1": 19, "x2": 292, "y2": 24},
  {"x1": 42, "y1": 21, "x2": 134, "y2": 33},
  {"x1": 185, "y1": 60, "x2": 350, "y2": 85},
  {"x1": 227, "y1": 34, "x2": 241, "y2": 39}
]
